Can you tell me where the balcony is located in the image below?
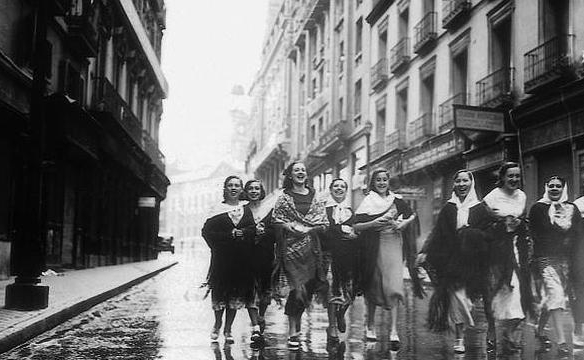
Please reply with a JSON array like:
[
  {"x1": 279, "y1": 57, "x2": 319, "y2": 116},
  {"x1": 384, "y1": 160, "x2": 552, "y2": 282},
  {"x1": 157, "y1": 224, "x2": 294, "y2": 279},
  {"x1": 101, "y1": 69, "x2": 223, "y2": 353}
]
[
  {"x1": 142, "y1": 131, "x2": 165, "y2": 172},
  {"x1": 371, "y1": 130, "x2": 405, "y2": 160},
  {"x1": 390, "y1": 37, "x2": 410, "y2": 73},
  {"x1": 66, "y1": 2, "x2": 98, "y2": 57},
  {"x1": 93, "y1": 77, "x2": 143, "y2": 146},
  {"x1": 442, "y1": 0, "x2": 471, "y2": 30},
  {"x1": 371, "y1": 58, "x2": 389, "y2": 91},
  {"x1": 315, "y1": 120, "x2": 351, "y2": 154},
  {"x1": 414, "y1": 12, "x2": 437, "y2": 54},
  {"x1": 476, "y1": 67, "x2": 514, "y2": 108},
  {"x1": 408, "y1": 113, "x2": 434, "y2": 144},
  {"x1": 438, "y1": 93, "x2": 469, "y2": 132},
  {"x1": 524, "y1": 35, "x2": 576, "y2": 94}
]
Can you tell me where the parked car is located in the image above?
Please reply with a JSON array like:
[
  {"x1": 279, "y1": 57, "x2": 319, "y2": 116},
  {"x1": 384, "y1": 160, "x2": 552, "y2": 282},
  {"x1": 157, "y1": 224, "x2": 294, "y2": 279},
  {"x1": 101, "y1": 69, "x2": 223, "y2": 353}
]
[{"x1": 157, "y1": 233, "x2": 175, "y2": 254}]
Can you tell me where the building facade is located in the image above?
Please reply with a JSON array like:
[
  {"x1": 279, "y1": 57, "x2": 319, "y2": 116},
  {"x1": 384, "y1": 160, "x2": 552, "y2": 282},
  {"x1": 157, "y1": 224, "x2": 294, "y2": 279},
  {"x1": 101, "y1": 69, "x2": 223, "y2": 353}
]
[
  {"x1": 0, "y1": 0, "x2": 169, "y2": 279},
  {"x1": 248, "y1": 0, "x2": 584, "y2": 246}
]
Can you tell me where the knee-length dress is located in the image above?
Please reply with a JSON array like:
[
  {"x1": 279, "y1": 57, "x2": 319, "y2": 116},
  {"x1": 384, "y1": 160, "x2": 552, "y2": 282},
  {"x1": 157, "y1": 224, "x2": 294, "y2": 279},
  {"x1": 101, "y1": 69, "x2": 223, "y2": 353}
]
[{"x1": 354, "y1": 192, "x2": 415, "y2": 310}]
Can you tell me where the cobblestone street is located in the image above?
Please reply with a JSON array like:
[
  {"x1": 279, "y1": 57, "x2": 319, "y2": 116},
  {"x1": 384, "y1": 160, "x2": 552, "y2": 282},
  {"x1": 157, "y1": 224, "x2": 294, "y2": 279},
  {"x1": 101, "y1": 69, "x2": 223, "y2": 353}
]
[{"x1": 3, "y1": 247, "x2": 584, "y2": 360}]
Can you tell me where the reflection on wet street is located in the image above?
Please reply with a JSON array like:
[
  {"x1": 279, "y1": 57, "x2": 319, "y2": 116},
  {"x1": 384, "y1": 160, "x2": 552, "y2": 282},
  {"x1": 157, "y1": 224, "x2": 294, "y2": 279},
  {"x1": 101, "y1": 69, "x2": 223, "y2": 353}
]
[{"x1": 3, "y1": 246, "x2": 584, "y2": 360}]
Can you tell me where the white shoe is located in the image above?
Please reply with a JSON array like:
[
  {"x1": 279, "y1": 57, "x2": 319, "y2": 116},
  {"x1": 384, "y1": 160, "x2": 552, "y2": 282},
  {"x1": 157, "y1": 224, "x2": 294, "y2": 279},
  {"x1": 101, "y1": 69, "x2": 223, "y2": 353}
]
[
  {"x1": 389, "y1": 332, "x2": 400, "y2": 343},
  {"x1": 573, "y1": 332, "x2": 584, "y2": 348},
  {"x1": 453, "y1": 338, "x2": 465, "y2": 354},
  {"x1": 365, "y1": 328, "x2": 377, "y2": 341}
]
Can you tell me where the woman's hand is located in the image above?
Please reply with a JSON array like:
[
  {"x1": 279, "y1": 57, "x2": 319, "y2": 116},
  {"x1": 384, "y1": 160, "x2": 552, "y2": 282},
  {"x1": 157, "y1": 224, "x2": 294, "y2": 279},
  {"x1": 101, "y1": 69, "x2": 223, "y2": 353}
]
[
  {"x1": 256, "y1": 223, "x2": 266, "y2": 236},
  {"x1": 415, "y1": 252, "x2": 427, "y2": 267}
]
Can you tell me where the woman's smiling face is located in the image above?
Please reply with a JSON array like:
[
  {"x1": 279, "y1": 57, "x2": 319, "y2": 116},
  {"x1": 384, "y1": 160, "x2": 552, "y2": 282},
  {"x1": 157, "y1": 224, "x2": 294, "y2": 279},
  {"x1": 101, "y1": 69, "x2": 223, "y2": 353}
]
[
  {"x1": 547, "y1": 178, "x2": 564, "y2": 202},
  {"x1": 330, "y1": 180, "x2": 347, "y2": 202},
  {"x1": 224, "y1": 178, "x2": 243, "y2": 202},
  {"x1": 454, "y1": 171, "x2": 472, "y2": 199},
  {"x1": 246, "y1": 181, "x2": 262, "y2": 201},
  {"x1": 291, "y1": 163, "x2": 307, "y2": 185},
  {"x1": 502, "y1": 167, "x2": 521, "y2": 191},
  {"x1": 373, "y1": 171, "x2": 389, "y2": 195}
]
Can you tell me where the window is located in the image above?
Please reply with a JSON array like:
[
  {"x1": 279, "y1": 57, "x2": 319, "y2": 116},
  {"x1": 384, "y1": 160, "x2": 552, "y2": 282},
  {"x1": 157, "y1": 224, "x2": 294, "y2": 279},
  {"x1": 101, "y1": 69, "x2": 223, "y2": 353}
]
[
  {"x1": 399, "y1": 7, "x2": 409, "y2": 39},
  {"x1": 339, "y1": 40, "x2": 345, "y2": 73},
  {"x1": 375, "y1": 96, "x2": 387, "y2": 143},
  {"x1": 378, "y1": 28, "x2": 388, "y2": 60},
  {"x1": 355, "y1": 18, "x2": 363, "y2": 55},
  {"x1": 396, "y1": 82, "x2": 408, "y2": 142},
  {"x1": 318, "y1": 117, "x2": 324, "y2": 135},
  {"x1": 354, "y1": 79, "x2": 362, "y2": 116},
  {"x1": 541, "y1": 0, "x2": 569, "y2": 41},
  {"x1": 310, "y1": 124, "x2": 316, "y2": 142},
  {"x1": 420, "y1": 58, "x2": 435, "y2": 119},
  {"x1": 339, "y1": 97, "x2": 344, "y2": 120}
]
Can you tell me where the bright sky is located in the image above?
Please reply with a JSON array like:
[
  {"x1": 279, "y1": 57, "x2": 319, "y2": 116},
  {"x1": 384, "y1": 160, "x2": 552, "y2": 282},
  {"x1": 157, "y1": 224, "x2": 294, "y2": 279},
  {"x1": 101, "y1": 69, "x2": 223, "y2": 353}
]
[{"x1": 159, "y1": 1, "x2": 270, "y2": 171}]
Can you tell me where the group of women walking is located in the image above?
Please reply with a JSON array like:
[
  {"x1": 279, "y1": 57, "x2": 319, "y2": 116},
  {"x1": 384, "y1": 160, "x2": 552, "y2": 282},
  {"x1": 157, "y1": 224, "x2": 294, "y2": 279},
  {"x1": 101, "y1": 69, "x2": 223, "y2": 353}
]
[{"x1": 201, "y1": 160, "x2": 584, "y2": 357}]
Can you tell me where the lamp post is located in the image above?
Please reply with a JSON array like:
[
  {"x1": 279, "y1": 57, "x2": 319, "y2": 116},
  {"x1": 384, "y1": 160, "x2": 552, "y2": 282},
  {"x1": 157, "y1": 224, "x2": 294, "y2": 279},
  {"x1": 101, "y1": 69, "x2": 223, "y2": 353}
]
[
  {"x1": 363, "y1": 121, "x2": 373, "y2": 190},
  {"x1": 5, "y1": 0, "x2": 50, "y2": 310}
]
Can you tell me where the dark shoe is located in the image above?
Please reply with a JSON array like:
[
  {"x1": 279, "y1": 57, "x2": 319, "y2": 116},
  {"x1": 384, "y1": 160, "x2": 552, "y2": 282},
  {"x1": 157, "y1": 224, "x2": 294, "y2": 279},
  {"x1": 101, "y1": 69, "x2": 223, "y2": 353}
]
[
  {"x1": 536, "y1": 334, "x2": 552, "y2": 349},
  {"x1": 558, "y1": 343, "x2": 571, "y2": 357},
  {"x1": 251, "y1": 330, "x2": 262, "y2": 343},
  {"x1": 327, "y1": 334, "x2": 340, "y2": 345},
  {"x1": 486, "y1": 339, "x2": 495, "y2": 352},
  {"x1": 224, "y1": 331, "x2": 234, "y2": 344},
  {"x1": 389, "y1": 332, "x2": 400, "y2": 350}
]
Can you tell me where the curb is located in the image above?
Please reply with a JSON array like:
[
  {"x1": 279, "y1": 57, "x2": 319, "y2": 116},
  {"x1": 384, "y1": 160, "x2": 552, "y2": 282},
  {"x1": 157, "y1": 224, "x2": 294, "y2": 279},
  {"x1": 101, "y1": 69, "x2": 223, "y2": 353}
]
[{"x1": 0, "y1": 261, "x2": 178, "y2": 355}]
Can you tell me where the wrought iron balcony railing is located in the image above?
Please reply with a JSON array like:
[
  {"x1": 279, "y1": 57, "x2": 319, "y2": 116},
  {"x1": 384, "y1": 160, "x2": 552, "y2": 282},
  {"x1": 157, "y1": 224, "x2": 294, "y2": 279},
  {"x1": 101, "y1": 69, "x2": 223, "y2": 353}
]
[
  {"x1": 476, "y1": 67, "x2": 514, "y2": 108},
  {"x1": 438, "y1": 92, "x2": 469, "y2": 131},
  {"x1": 524, "y1": 35, "x2": 575, "y2": 94},
  {"x1": 385, "y1": 130, "x2": 405, "y2": 153},
  {"x1": 94, "y1": 77, "x2": 143, "y2": 146},
  {"x1": 442, "y1": 0, "x2": 471, "y2": 29},
  {"x1": 371, "y1": 58, "x2": 389, "y2": 91},
  {"x1": 414, "y1": 12, "x2": 437, "y2": 53},
  {"x1": 408, "y1": 113, "x2": 434, "y2": 143},
  {"x1": 390, "y1": 37, "x2": 410, "y2": 73}
]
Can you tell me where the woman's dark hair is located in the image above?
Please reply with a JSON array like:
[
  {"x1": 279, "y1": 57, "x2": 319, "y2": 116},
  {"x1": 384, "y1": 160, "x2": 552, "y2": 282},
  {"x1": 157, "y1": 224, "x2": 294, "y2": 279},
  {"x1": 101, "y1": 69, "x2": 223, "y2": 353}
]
[
  {"x1": 496, "y1": 162, "x2": 521, "y2": 188},
  {"x1": 329, "y1": 178, "x2": 348, "y2": 191},
  {"x1": 222, "y1": 175, "x2": 243, "y2": 202},
  {"x1": 282, "y1": 161, "x2": 309, "y2": 190},
  {"x1": 242, "y1": 179, "x2": 266, "y2": 201},
  {"x1": 546, "y1": 175, "x2": 566, "y2": 186},
  {"x1": 368, "y1": 168, "x2": 391, "y2": 195},
  {"x1": 453, "y1": 169, "x2": 474, "y2": 183}
]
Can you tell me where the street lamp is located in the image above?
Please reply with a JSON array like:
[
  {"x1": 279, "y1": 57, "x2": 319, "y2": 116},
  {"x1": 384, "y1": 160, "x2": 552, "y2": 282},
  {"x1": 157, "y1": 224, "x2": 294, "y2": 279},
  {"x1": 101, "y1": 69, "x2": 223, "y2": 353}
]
[
  {"x1": 5, "y1": 0, "x2": 50, "y2": 310},
  {"x1": 363, "y1": 121, "x2": 373, "y2": 190}
]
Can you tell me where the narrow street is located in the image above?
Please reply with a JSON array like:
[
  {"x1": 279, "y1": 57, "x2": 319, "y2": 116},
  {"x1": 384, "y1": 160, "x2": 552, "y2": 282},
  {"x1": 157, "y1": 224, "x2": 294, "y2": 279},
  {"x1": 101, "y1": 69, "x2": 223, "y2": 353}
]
[{"x1": 2, "y1": 245, "x2": 584, "y2": 360}]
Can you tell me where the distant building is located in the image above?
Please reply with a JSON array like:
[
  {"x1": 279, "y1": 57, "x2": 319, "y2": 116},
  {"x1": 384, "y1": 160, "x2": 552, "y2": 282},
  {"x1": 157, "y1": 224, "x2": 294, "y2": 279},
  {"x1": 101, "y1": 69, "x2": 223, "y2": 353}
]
[
  {"x1": 229, "y1": 85, "x2": 252, "y2": 165},
  {"x1": 159, "y1": 162, "x2": 244, "y2": 249},
  {"x1": 0, "y1": 0, "x2": 169, "y2": 278}
]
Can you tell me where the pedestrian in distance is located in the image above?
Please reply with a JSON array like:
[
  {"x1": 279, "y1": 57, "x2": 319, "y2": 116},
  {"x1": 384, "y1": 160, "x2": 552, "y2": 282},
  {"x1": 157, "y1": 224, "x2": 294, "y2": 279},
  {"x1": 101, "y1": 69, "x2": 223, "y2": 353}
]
[
  {"x1": 529, "y1": 176, "x2": 584, "y2": 357},
  {"x1": 483, "y1": 162, "x2": 534, "y2": 354},
  {"x1": 243, "y1": 179, "x2": 275, "y2": 345},
  {"x1": 271, "y1": 161, "x2": 329, "y2": 350},
  {"x1": 201, "y1": 175, "x2": 256, "y2": 344},
  {"x1": 322, "y1": 178, "x2": 359, "y2": 345},
  {"x1": 353, "y1": 168, "x2": 418, "y2": 348},
  {"x1": 417, "y1": 169, "x2": 496, "y2": 354}
]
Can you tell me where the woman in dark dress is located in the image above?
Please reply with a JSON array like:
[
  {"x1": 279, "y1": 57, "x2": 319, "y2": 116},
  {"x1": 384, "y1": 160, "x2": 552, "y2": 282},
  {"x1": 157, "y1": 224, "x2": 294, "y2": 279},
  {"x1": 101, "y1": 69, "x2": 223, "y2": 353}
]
[
  {"x1": 418, "y1": 169, "x2": 495, "y2": 354},
  {"x1": 271, "y1": 161, "x2": 329, "y2": 349},
  {"x1": 202, "y1": 175, "x2": 256, "y2": 343},
  {"x1": 529, "y1": 176, "x2": 583, "y2": 356},
  {"x1": 322, "y1": 178, "x2": 358, "y2": 343},
  {"x1": 243, "y1": 179, "x2": 275, "y2": 343}
]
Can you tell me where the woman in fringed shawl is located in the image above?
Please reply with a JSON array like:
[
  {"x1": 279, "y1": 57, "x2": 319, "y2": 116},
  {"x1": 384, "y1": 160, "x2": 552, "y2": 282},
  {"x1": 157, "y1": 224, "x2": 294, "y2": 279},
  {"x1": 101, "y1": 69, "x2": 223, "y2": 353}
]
[
  {"x1": 243, "y1": 179, "x2": 276, "y2": 344},
  {"x1": 201, "y1": 176, "x2": 256, "y2": 344},
  {"x1": 483, "y1": 162, "x2": 534, "y2": 353},
  {"x1": 571, "y1": 195, "x2": 584, "y2": 348},
  {"x1": 353, "y1": 168, "x2": 418, "y2": 347},
  {"x1": 322, "y1": 178, "x2": 359, "y2": 343},
  {"x1": 271, "y1": 161, "x2": 329, "y2": 349},
  {"x1": 529, "y1": 176, "x2": 584, "y2": 356},
  {"x1": 418, "y1": 169, "x2": 495, "y2": 354}
]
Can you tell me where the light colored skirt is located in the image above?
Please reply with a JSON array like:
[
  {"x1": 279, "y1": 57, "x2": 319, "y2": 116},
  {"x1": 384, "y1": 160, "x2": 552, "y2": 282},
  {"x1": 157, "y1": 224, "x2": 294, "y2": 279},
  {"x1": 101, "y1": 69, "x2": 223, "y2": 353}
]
[
  {"x1": 366, "y1": 230, "x2": 403, "y2": 309},
  {"x1": 492, "y1": 271, "x2": 525, "y2": 320}
]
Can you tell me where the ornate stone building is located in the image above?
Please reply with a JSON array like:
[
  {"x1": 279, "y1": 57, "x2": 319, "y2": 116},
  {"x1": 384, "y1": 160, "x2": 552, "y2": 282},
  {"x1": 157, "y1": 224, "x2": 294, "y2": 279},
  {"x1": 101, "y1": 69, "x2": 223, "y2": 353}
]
[{"x1": 0, "y1": 0, "x2": 169, "y2": 279}]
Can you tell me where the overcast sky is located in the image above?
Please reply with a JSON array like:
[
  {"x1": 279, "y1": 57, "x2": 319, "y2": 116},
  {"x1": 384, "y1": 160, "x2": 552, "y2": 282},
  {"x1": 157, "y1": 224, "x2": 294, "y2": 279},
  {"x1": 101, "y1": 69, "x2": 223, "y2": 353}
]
[{"x1": 159, "y1": 1, "x2": 270, "y2": 171}]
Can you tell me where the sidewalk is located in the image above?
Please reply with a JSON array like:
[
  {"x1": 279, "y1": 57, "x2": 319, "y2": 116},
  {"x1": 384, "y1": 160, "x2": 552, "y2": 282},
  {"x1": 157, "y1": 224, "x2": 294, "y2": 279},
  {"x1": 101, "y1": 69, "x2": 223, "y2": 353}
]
[{"x1": 0, "y1": 257, "x2": 178, "y2": 354}]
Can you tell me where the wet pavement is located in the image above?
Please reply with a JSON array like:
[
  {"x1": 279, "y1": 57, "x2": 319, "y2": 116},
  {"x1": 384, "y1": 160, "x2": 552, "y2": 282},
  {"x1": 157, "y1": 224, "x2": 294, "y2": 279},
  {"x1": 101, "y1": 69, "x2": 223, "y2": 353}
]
[{"x1": 3, "y1": 246, "x2": 584, "y2": 360}]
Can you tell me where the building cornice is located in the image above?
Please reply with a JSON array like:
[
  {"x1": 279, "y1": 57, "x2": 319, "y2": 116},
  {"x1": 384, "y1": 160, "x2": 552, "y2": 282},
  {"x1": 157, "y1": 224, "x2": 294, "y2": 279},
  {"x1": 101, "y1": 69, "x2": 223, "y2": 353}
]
[
  {"x1": 366, "y1": 0, "x2": 395, "y2": 26},
  {"x1": 117, "y1": 0, "x2": 168, "y2": 97}
]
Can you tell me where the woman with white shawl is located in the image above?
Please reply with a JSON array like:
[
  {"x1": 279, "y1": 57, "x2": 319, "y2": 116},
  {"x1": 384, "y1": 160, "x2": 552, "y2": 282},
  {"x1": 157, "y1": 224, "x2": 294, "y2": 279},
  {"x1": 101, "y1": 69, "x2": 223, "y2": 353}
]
[
  {"x1": 529, "y1": 176, "x2": 583, "y2": 356},
  {"x1": 418, "y1": 169, "x2": 495, "y2": 354},
  {"x1": 353, "y1": 168, "x2": 417, "y2": 348}
]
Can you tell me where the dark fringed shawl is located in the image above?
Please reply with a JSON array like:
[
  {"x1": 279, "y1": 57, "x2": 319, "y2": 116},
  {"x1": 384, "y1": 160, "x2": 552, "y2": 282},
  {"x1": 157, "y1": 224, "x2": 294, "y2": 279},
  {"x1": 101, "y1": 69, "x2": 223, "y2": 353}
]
[
  {"x1": 421, "y1": 202, "x2": 496, "y2": 332},
  {"x1": 249, "y1": 209, "x2": 276, "y2": 295},
  {"x1": 354, "y1": 198, "x2": 424, "y2": 299},
  {"x1": 201, "y1": 207, "x2": 256, "y2": 303}
]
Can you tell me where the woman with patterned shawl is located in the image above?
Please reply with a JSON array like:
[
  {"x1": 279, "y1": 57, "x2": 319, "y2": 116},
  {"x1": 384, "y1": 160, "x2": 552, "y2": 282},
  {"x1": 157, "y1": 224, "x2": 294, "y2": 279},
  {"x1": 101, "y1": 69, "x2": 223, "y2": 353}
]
[
  {"x1": 482, "y1": 162, "x2": 533, "y2": 354},
  {"x1": 271, "y1": 161, "x2": 329, "y2": 349},
  {"x1": 201, "y1": 175, "x2": 256, "y2": 344},
  {"x1": 529, "y1": 176, "x2": 583, "y2": 357},
  {"x1": 353, "y1": 168, "x2": 418, "y2": 348},
  {"x1": 322, "y1": 178, "x2": 359, "y2": 343},
  {"x1": 242, "y1": 179, "x2": 275, "y2": 344},
  {"x1": 418, "y1": 169, "x2": 495, "y2": 354}
]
